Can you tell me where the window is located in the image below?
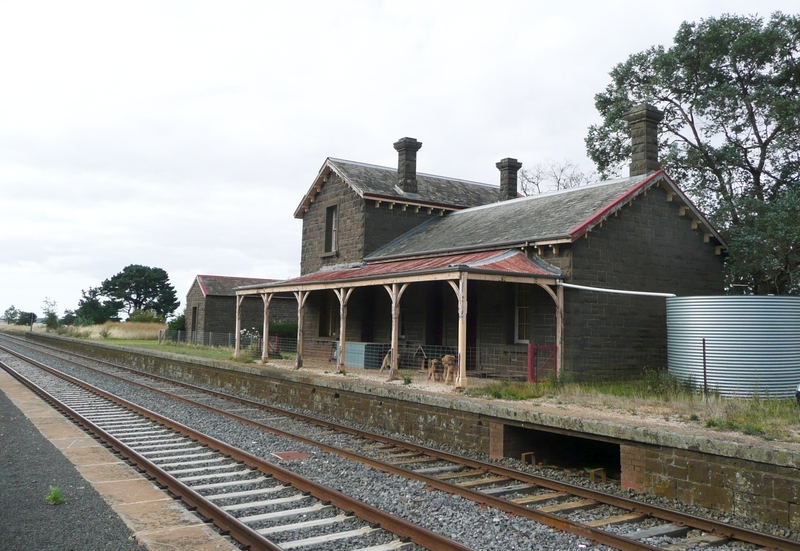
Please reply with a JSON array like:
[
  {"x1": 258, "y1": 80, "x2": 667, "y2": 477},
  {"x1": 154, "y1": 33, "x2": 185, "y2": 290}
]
[
  {"x1": 515, "y1": 284, "x2": 530, "y2": 343},
  {"x1": 324, "y1": 205, "x2": 338, "y2": 253}
]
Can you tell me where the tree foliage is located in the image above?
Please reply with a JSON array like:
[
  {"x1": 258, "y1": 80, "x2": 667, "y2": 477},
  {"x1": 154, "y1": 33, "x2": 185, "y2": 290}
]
[
  {"x1": 518, "y1": 160, "x2": 597, "y2": 196},
  {"x1": 15, "y1": 312, "x2": 37, "y2": 326},
  {"x1": 60, "y1": 309, "x2": 77, "y2": 326},
  {"x1": 3, "y1": 305, "x2": 20, "y2": 325},
  {"x1": 725, "y1": 189, "x2": 800, "y2": 294},
  {"x1": 167, "y1": 311, "x2": 186, "y2": 331},
  {"x1": 42, "y1": 297, "x2": 59, "y2": 331},
  {"x1": 74, "y1": 287, "x2": 123, "y2": 326},
  {"x1": 586, "y1": 12, "x2": 800, "y2": 294},
  {"x1": 100, "y1": 265, "x2": 180, "y2": 319}
]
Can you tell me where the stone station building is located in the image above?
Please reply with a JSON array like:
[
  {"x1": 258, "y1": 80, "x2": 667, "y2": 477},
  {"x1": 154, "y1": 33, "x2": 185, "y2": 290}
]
[{"x1": 235, "y1": 105, "x2": 726, "y2": 387}]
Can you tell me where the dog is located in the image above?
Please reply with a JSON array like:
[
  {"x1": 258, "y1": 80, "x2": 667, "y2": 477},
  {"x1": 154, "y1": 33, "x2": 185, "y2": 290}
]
[
  {"x1": 379, "y1": 351, "x2": 399, "y2": 372},
  {"x1": 427, "y1": 358, "x2": 443, "y2": 381},
  {"x1": 441, "y1": 354, "x2": 457, "y2": 385}
]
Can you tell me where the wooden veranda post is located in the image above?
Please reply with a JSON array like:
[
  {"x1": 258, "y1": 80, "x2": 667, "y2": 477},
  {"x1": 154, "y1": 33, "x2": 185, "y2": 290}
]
[
  {"x1": 261, "y1": 293, "x2": 273, "y2": 363},
  {"x1": 293, "y1": 290, "x2": 309, "y2": 369},
  {"x1": 383, "y1": 283, "x2": 408, "y2": 381},
  {"x1": 334, "y1": 287, "x2": 353, "y2": 373},
  {"x1": 234, "y1": 295, "x2": 244, "y2": 358},
  {"x1": 556, "y1": 283, "x2": 564, "y2": 376},
  {"x1": 447, "y1": 273, "x2": 468, "y2": 389},
  {"x1": 537, "y1": 282, "x2": 564, "y2": 377}
]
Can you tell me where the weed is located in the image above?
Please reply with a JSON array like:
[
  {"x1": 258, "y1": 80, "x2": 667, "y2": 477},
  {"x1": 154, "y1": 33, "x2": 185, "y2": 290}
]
[
  {"x1": 98, "y1": 328, "x2": 111, "y2": 339},
  {"x1": 741, "y1": 424, "x2": 765, "y2": 437},
  {"x1": 689, "y1": 413, "x2": 699, "y2": 421},
  {"x1": 466, "y1": 380, "x2": 547, "y2": 400},
  {"x1": 403, "y1": 375, "x2": 412, "y2": 385},
  {"x1": 46, "y1": 486, "x2": 67, "y2": 505}
]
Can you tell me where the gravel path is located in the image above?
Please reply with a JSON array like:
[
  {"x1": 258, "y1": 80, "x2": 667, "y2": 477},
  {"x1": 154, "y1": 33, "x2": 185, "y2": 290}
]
[{"x1": 0, "y1": 383, "x2": 142, "y2": 551}]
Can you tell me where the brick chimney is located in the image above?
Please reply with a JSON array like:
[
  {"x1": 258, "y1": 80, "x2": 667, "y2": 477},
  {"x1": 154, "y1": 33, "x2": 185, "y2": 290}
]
[
  {"x1": 496, "y1": 157, "x2": 522, "y2": 201},
  {"x1": 623, "y1": 104, "x2": 664, "y2": 177},
  {"x1": 393, "y1": 137, "x2": 422, "y2": 194}
]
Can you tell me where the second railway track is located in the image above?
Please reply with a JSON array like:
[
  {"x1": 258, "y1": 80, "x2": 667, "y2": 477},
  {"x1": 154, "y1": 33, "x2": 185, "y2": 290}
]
[{"x1": 1, "y1": 333, "x2": 797, "y2": 551}]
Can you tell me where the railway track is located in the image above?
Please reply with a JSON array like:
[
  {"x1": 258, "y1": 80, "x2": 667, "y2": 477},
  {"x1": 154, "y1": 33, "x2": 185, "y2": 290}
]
[
  {"x1": 2, "y1": 334, "x2": 798, "y2": 551},
  {"x1": 0, "y1": 347, "x2": 469, "y2": 551}
]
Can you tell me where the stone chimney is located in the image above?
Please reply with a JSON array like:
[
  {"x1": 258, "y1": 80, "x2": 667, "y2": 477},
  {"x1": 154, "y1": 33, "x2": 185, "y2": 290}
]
[
  {"x1": 393, "y1": 137, "x2": 423, "y2": 194},
  {"x1": 496, "y1": 157, "x2": 522, "y2": 201},
  {"x1": 623, "y1": 104, "x2": 664, "y2": 177}
]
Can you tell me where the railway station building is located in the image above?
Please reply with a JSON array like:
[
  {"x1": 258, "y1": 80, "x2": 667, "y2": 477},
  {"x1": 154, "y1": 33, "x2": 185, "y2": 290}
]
[{"x1": 235, "y1": 105, "x2": 726, "y2": 386}]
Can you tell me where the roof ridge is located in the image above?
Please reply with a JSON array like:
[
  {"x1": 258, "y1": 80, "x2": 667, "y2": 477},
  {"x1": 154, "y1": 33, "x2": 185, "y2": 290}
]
[
  {"x1": 445, "y1": 174, "x2": 651, "y2": 217},
  {"x1": 198, "y1": 274, "x2": 276, "y2": 281},
  {"x1": 329, "y1": 157, "x2": 499, "y2": 189}
]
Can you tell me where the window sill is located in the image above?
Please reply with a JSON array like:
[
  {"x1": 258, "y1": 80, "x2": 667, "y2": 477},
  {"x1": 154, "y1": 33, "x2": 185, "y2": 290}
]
[{"x1": 321, "y1": 251, "x2": 339, "y2": 259}]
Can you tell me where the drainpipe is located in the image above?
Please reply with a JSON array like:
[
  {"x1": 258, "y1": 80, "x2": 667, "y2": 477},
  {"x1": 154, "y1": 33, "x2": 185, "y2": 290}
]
[{"x1": 556, "y1": 282, "x2": 676, "y2": 298}]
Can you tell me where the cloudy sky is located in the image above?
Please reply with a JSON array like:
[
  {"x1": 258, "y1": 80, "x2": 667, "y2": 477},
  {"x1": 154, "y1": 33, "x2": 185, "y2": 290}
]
[{"x1": 1, "y1": 1, "x2": 795, "y2": 318}]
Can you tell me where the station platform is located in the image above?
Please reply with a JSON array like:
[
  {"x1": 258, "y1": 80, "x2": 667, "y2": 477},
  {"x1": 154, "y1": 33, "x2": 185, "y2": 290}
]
[{"x1": 0, "y1": 368, "x2": 237, "y2": 551}]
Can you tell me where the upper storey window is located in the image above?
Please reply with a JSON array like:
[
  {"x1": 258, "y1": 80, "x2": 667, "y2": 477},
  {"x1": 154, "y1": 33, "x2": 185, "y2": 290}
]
[{"x1": 325, "y1": 205, "x2": 338, "y2": 253}]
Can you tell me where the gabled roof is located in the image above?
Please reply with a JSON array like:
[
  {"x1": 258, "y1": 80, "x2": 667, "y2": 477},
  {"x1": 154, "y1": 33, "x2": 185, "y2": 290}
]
[
  {"x1": 194, "y1": 275, "x2": 278, "y2": 297},
  {"x1": 236, "y1": 250, "x2": 560, "y2": 293},
  {"x1": 294, "y1": 158, "x2": 501, "y2": 218},
  {"x1": 367, "y1": 171, "x2": 727, "y2": 261}
]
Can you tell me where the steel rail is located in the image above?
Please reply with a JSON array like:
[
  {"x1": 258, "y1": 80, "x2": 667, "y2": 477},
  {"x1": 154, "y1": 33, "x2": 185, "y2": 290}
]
[
  {"x1": 4, "y1": 337, "x2": 800, "y2": 551},
  {"x1": 0, "y1": 342, "x2": 663, "y2": 550},
  {"x1": 0, "y1": 352, "x2": 474, "y2": 551}
]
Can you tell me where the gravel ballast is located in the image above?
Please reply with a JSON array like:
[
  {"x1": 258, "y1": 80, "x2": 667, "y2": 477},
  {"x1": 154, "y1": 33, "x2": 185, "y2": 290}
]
[{"x1": 2, "y1": 336, "x2": 798, "y2": 550}]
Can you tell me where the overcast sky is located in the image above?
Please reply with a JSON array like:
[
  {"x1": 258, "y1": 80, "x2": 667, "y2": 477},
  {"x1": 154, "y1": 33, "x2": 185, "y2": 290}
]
[{"x1": 1, "y1": 1, "x2": 795, "y2": 318}]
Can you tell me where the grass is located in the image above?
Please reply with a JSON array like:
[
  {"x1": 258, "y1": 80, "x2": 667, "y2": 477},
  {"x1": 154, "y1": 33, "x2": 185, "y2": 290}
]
[
  {"x1": 51, "y1": 321, "x2": 165, "y2": 340},
  {"x1": 106, "y1": 339, "x2": 253, "y2": 362},
  {"x1": 46, "y1": 486, "x2": 67, "y2": 505},
  {"x1": 467, "y1": 370, "x2": 800, "y2": 443}
]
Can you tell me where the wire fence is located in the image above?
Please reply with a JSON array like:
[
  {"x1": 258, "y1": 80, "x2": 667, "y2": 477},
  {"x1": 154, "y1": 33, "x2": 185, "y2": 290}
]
[{"x1": 157, "y1": 330, "x2": 666, "y2": 381}]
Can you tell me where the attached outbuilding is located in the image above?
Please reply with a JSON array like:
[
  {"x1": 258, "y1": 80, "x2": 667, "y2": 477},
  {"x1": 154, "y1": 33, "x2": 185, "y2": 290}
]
[{"x1": 186, "y1": 275, "x2": 296, "y2": 340}]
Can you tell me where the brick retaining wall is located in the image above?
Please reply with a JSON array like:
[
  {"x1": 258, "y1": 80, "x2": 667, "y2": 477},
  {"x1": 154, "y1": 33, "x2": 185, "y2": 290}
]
[{"x1": 23, "y1": 333, "x2": 800, "y2": 530}]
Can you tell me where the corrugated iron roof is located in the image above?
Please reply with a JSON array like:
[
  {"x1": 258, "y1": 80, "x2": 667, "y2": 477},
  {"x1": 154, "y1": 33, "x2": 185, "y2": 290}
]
[{"x1": 239, "y1": 250, "x2": 560, "y2": 291}]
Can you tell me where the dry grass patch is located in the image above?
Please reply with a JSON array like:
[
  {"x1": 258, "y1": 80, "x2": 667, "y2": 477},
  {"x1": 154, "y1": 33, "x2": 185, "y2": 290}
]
[
  {"x1": 56, "y1": 321, "x2": 165, "y2": 340},
  {"x1": 468, "y1": 372, "x2": 800, "y2": 443}
]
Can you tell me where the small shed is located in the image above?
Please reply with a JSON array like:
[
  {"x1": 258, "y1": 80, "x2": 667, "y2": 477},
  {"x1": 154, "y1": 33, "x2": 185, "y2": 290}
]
[{"x1": 186, "y1": 275, "x2": 296, "y2": 337}]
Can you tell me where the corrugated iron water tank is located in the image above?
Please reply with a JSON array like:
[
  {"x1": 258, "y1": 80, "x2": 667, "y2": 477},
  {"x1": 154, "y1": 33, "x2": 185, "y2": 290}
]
[{"x1": 667, "y1": 296, "x2": 800, "y2": 398}]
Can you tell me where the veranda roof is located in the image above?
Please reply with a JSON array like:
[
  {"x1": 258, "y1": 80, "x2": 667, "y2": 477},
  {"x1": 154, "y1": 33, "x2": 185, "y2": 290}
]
[{"x1": 235, "y1": 249, "x2": 560, "y2": 294}]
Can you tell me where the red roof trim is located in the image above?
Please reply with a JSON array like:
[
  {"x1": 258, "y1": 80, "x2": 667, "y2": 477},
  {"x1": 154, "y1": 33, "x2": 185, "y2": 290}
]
[
  {"x1": 196, "y1": 276, "x2": 210, "y2": 297},
  {"x1": 196, "y1": 274, "x2": 278, "y2": 297},
  {"x1": 568, "y1": 171, "x2": 662, "y2": 241}
]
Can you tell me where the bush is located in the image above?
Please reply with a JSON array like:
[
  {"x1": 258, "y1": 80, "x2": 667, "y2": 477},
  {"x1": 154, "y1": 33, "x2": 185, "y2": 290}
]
[
  {"x1": 44, "y1": 312, "x2": 59, "y2": 331},
  {"x1": 55, "y1": 326, "x2": 90, "y2": 338},
  {"x1": 15, "y1": 312, "x2": 36, "y2": 326},
  {"x1": 128, "y1": 309, "x2": 165, "y2": 323},
  {"x1": 270, "y1": 323, "x2": 298, "y2": 337},
  {"x1": 168, "y1": 312, "x2": 186, "y2": 331}
]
